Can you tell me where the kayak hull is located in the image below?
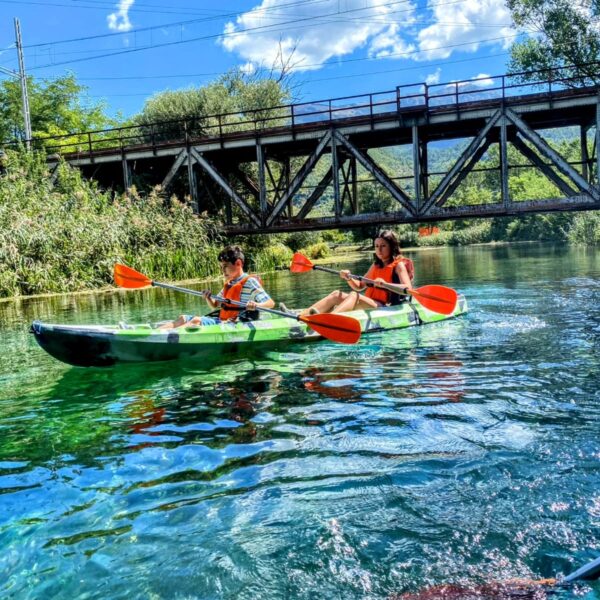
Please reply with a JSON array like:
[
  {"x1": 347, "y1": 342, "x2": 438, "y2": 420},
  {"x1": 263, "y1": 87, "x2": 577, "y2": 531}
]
[{"x1": 31, "y1": 296, "x2": 467, "y2": 367}]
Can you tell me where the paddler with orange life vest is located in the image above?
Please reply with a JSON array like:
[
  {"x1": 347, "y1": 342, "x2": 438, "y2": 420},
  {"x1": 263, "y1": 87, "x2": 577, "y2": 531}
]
[
  {"x1": 301, "y1": 230, "x2": 414, "y2": 315},
  {"x1": 158, "y1": 245, "x2": 274, "y2": 329}
]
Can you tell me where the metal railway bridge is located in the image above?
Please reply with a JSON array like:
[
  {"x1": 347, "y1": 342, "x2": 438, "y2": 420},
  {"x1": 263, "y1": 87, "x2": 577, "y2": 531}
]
[{"x1": 38, "y1": 68, "x2": 600, "y2": 234}]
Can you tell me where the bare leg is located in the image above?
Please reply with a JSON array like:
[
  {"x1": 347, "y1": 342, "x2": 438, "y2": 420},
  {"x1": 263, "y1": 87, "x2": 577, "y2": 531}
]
[
  {"x1": 332, "y1": 292, "x2": 379, "y2": 313},
  {"x1": 302, "y1": 290, "x2": 350, "y2": 315},
  {"x1": 158, "y1": 315, "x2": 190, "y2": 330}
]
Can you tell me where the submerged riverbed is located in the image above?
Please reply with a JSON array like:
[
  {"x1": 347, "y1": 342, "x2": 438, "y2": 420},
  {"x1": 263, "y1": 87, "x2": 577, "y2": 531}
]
[{"x1": 1, "y1": 243, "x2": 600, "y2": 599}]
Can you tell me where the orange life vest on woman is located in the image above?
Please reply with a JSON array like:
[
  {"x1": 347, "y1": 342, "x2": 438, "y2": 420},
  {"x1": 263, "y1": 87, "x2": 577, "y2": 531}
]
[
  {"x1": 364, "y1": 257, "x2": 414, "y2": 305},
  {"x1": 219, "y1": 275, "x2": 264, "y2": 321}
]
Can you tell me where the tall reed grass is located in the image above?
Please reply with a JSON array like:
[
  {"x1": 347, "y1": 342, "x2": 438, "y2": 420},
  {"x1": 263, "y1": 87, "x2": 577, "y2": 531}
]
[{"x1": 0, "y1": 150, "x2": 222, "y2": 297}]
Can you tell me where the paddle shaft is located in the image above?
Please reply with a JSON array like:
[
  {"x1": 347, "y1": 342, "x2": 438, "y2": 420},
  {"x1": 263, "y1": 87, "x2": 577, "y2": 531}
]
[
  {"x1": 563, "y1": 555, "x2": 600, "y2": 584},
  {"x1": 152, "y1": 281, "x2": 302, "y2": 321},
  {"x1": 310, "y1": 265, "x2": 409, "y2": 294}
]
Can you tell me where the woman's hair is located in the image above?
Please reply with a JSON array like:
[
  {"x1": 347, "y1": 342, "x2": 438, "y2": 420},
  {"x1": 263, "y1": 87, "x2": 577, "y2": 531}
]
[{"x1": 373, "y1": 230, "x2": 401, "y2": 267}]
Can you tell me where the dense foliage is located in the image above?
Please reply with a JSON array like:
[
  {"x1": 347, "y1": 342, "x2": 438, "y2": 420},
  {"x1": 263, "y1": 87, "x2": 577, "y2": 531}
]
[
  {"x1": 506, "y1": 0, "x2": 600, "y2": 84},
  {"x1": 133, "y1": 69, "x2": 290, "y2": 140},
  {"x1": 0, "y1": 151, "x2": 222, "y2": 298},
  {"x1": 0, "y1": 74, "x2": 115, "y2": 146}
]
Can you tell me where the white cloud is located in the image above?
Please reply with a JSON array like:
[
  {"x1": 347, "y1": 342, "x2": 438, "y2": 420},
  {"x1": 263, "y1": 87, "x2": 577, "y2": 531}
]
[
  {"x1": 221, "y1": 0, "x2": 515, "y2": 72},
  {"x1": 220, "y1": 0, "x2": 417, "y2": 71},
  {"x1": 240, "y1": 62, "x2": 256, "y2": 75},
  {"x1": 107, "y1": 0, "x2": 135, "y2": 32},
  {"x1": 458, "y1": 73, "x2": 494, "y2": 87},
  {"x1": 417, "y1": 0, "x2": 513, "y2": 60},
  {"x1": 425, "y1": 68, "x2": 441, "y2": 85}
]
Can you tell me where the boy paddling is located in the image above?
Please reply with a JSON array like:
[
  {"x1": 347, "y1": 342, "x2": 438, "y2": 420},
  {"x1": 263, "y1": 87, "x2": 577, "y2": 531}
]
[{"x1": 159, "y1": 245, "x2": 274, "y2": 329}]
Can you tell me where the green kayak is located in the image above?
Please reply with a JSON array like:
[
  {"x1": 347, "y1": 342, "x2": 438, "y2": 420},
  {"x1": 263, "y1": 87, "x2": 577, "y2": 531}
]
[{"x1": 31, "y1": 296, "x2": 467, "y2": 367}]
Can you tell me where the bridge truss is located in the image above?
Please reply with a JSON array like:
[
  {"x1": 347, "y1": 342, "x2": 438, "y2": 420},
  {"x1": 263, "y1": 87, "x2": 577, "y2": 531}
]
[{"x1": 38, "y1": 68, "x2": 600, "y2": 234}]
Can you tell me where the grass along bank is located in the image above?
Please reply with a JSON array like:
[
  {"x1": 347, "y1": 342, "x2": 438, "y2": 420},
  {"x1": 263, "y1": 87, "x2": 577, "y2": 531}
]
[{"x1": 2, "y1": 149, "x2": 599, "y2": 300}]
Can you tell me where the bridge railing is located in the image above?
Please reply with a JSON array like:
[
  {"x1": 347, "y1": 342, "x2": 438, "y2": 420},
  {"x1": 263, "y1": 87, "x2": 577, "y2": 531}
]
[{"x1": 11, "y1": 61, "x2": 600, "y2": 157}]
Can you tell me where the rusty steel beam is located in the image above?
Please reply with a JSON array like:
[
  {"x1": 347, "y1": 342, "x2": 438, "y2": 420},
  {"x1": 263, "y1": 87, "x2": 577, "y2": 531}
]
[
  {"x1": 296, "y1": 165, "x2": 334, "y2": 220},
  {"x1": 191, "y1": 148, "x2": 261, "y2": 228},
  {"x1": 231, "y1": 166, "x2": 260, "y2": 200},
  {"x1": 422, "y1": 109, "x2": 501, "y2": 213},
  {"x1": 511, "y1": 135, "x2": 578, "y2": 197},
  {"x1": 334, "y1": 130, "x2": 415, "y2": 216},
  {"x1": 160, "y1": 149, "x2": 187, "y2": 191},
  {"x1": 435, "y1": 136, "x2": 493, "y2": 208},
  {"x1": 505, "y1": 107, "x2": 599, "y2": 200},
  {"x1": 256, "y1": 143, "x2": 267, "y2": 225},
  {"x1": 226, "y1": 195, "x2": 600, "y2": 234},
  {"x1": 331, "y1": 130, "x2": 341, "y2": 219},
  {"x1": 500, "y1": 115, "x2": 509, "y2": 208},
  {"x1": 266, "y1": 131, "x2": 331, "y2": 226},
  {"x1": 187, "y1": 149, "x2": 198, "y2": 211},
  {"x1": 597, "y1": 93, "x2": 600, "y2": 184}
]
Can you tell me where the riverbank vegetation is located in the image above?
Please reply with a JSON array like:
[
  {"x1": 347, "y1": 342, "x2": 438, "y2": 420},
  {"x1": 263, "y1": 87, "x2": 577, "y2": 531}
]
[
  {"x1": 1, "y1": 140, "x2": 599, "y2": 298},
  {"x1": 0, "y1": 23, "x2": 599, "y2": 297}
]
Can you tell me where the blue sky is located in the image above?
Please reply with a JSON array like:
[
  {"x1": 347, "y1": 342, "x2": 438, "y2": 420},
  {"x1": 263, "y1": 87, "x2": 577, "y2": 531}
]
[{"x1": 0, "y1": 0, "x2": 521, "y2": 119}]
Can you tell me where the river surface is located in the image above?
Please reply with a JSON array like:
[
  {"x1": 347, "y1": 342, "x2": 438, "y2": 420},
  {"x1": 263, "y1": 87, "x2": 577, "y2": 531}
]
[{"x1": 1, "y1": 243, "x2": 600, "y2": 599}]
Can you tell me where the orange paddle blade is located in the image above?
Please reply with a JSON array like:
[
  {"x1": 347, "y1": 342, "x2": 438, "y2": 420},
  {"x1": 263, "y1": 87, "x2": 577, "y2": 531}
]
[
  {"x1": 409, "y1": 284, "x2": 458, "y2": 315},
  {"x1": 114, "y1": 264, "x2": 152, "y2": 289},
  {"x1": 290, "y1": 252, "x2": 315, "y2": 273},
  {"x1": 299, "y1": 313, "x2": 361, "y2": 344}
]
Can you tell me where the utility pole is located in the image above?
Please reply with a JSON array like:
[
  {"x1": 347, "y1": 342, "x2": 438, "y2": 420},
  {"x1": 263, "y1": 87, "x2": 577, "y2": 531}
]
[{"x1": 14, "y1": 18, "x2": 32, "y2": 147}]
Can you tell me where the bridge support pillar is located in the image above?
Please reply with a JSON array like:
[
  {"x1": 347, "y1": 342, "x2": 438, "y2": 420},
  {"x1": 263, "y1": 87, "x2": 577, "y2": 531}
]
[
  {"x1": 596, "y1": 94, "x2": 600, "y2": 185},
  {"x1": 122, "y1": 156, "x2": 131, "y2": 192},
  {"x1": 187, "y1": 148, "x2": 198, "y2": 213},
  {"x1": 331, "y1": 130, "x2": 341, "y2": 219},
  {"x1": 256, "y1": 143, "x2": 267, "y2": 226},
  {"x1": 581, "y1": 124, "x2": 590, "y2": 183},
  {"x1": 412, "y1": 125, "x2": 424, "y2": 213},
  {"x1": 500, "y1": 114, "x2": 510, "y2": 208}
]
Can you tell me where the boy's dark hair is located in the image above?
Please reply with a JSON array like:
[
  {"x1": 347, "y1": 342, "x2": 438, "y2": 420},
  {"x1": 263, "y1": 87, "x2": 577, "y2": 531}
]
[
  {"x1": 218, "y1": 245, "x2": 245, "y2": 266},
  {"x1": 373, "y1": 230, "x2": 401, "y2": 268}
]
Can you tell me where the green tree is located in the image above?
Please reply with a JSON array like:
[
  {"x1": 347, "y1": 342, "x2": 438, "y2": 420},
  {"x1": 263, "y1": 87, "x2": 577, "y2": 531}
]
[
  {"x1": 0, "y1": 73, "x2": 113, "y2": 146},
  {"x1": 507, "y1": 0, "x2": 600, "y2": 85},
  {"x1": 133, "y1": 68, "x2": 290, "y2": 140}
]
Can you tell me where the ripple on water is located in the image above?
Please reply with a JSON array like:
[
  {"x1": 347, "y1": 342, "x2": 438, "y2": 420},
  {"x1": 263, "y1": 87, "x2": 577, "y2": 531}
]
[{"x1": 2, "y1": 245, "x2": 600, "y2": 598}]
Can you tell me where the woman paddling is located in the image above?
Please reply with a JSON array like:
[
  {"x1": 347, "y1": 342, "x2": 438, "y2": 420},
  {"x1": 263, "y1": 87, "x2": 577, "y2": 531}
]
[{"x1": 302, "y1": 230, "x2": 414, "y2": 315}]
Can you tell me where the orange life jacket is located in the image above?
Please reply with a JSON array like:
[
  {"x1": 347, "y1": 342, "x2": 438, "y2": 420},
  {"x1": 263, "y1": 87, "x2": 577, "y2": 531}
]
[
  {"x1": 364, "y1": 257, "x2": 414, "y2": 305},
  {"x1": 218, "y1": 275, "x2": 262, "y2": 321}
]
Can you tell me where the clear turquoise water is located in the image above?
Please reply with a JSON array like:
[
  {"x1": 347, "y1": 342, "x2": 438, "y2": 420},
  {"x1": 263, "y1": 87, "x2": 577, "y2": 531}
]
[{"x1": 1, "y1": 244, "x2": 600, "y2": 599}]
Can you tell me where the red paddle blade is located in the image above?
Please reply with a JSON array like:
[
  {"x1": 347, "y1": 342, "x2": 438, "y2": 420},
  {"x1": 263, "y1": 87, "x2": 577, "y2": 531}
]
[
  {"x1": 410, "y1": 284, "x2": 458, "y2": 315},
  {"x1": 299, "y1": 313, "x2": 361, "y2": 344},
  {"x1": 114, "y1": 264, "x2": 152, "y2": 289},
  {"x1": 290, "y1": 252, "x2": 314, "y2": 273}
]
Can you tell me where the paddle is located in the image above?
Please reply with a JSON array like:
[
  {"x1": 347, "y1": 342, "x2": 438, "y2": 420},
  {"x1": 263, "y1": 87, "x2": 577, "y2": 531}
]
[
  {"x1": 113, "y1": 264, "x2": 362, "y2": 344},
  {"x1": 399, "y1": 554, "x2": 600, "y2": 598},
  {"x1": 291, "y1": 252, "x2": 458, "y2": 316}
]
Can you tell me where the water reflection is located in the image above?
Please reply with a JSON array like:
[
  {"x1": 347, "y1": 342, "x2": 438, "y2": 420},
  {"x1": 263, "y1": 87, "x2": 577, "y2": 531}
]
[{"x1": 1, "y1": 243, "x2": 600, "y2": 599}]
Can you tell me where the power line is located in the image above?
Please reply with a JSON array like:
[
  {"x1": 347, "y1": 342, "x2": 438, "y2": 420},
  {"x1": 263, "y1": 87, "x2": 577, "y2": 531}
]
[
  {"x1": 26, "y1": 0, "x2": 514, "y2": 70},
  {"x1": 82, "y1": 51, "x2": 512, "y2": 97},
  {"x1": 23, "y1": 0, "x2": 331, "y2": 48}
]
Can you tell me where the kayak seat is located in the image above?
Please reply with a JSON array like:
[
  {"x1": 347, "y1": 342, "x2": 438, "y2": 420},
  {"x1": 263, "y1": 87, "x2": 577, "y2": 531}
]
[{"x1": 205, "y1": 309, "x2": 261, "y2": 322}]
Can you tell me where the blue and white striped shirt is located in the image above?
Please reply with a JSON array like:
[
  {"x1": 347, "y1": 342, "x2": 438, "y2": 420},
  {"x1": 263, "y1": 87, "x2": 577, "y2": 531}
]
[{"x1": 219, "y1": 273, "x2": 271, "y2": 305}]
